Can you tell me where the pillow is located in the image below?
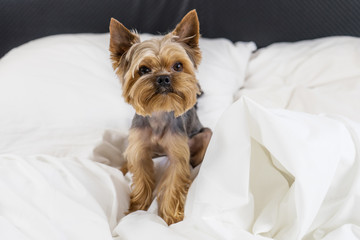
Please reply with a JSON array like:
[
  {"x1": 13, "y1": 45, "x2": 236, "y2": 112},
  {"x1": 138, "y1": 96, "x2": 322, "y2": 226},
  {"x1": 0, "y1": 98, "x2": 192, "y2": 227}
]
[
  {"x1": 236, "y1": 36, "x2": 360, "y2": 122},
  {"x1": 0, "y1": 34, "x2": 133, "y2": 158},
  {"x1": 0, "y1": 33, "x2": 255, "y2": 157}
]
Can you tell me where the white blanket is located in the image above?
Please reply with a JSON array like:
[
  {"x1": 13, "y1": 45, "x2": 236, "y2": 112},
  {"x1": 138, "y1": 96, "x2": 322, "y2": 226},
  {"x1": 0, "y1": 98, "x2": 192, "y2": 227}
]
[
  {"x1": 0, "y1": 156, "x2": 129, "y2": 239},
  {"x1": 1, "y1": 35, "x2": 360, "y2": 239},
  {"x1": 114, "y1": 97, "x2": 360, "y2": 240},
  {"x1": 2, "y1": 97, "x2": 359, "y2": 240}
]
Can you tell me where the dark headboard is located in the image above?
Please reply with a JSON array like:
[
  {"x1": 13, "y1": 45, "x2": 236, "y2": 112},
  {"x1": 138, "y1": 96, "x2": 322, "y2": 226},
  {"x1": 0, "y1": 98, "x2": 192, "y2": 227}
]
[{"x1": 2, "y1": 0, "x2": 360, "y2": 57}]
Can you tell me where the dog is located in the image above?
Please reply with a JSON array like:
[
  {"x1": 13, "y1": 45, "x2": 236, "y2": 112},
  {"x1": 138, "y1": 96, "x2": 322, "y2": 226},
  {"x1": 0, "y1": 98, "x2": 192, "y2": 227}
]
[{"x1": 109, "y1": 9, "x2": 212, "y2": 225}]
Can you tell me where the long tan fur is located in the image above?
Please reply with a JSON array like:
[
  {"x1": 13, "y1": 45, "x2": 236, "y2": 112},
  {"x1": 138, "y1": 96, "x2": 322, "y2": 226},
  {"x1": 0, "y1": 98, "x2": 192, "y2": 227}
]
[{"x1": 109, "y1": 10, "x2": 211, "y2": 225}]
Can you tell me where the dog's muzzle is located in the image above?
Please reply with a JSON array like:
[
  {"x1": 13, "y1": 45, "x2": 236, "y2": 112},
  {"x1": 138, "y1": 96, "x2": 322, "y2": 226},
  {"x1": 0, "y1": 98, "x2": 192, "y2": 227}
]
[{"x1": 156, "y1": 75, "x2": 172, "y2": 94}]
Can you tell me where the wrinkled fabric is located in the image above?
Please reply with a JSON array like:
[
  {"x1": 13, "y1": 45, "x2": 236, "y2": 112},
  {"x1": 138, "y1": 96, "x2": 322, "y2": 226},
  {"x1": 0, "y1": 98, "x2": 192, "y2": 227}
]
[
  {"x1": 0, "y1": 156, "x2": 129, "y2": 240},
  {"x1": 111, "y1": 97, "x2": 360, "y2": 239},
  {"x1": 1, "y1": 97, "x2": 360, "y2": 239}
]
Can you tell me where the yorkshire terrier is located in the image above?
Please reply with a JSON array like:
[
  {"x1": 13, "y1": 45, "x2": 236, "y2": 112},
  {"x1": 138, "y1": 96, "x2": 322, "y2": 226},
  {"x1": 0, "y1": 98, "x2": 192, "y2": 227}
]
[{"x1": 109, "y1": 10, "x2": 212, "y2": 225}]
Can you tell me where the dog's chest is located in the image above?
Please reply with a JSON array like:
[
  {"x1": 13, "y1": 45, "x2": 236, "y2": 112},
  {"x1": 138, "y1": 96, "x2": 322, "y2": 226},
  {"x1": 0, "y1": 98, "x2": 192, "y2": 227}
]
[
  {"x1": 148, "y1": 112, "x2": 174, "y2": 138},
  {"x1": 147, "y1": 112, "x2": 178, "y2": 155}
]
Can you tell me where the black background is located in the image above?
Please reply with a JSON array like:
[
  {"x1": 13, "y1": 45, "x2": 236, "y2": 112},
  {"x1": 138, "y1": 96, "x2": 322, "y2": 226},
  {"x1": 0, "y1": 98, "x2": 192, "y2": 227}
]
[{"x1": 2, "y1": 0, "x2": 360, "y2": 57}]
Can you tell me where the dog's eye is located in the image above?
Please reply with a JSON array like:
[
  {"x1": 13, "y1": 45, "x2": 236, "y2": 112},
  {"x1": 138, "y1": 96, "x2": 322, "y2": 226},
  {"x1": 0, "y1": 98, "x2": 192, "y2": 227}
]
[
  {"x1": 172, "y1": 62, "x2": 183, "y2": 72},
  {"x1": 139, "y1": 66, "x2": 151, "y2": 76}
]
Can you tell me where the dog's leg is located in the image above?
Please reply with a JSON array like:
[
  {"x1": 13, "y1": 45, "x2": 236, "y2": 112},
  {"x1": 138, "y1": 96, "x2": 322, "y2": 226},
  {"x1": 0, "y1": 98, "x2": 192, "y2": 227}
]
[
  {"x1": 189, "y1": 127, "x2": 212, "y2": 167},
  {"x1": 157, "y1": 133, "x2": 191, "y2": 225},
  {"x1": 125, "y1": 127, "x2": 155, "y2": 213},
  {"x1": 120, "y1": 161, "x2": 128, "y2": 175}
]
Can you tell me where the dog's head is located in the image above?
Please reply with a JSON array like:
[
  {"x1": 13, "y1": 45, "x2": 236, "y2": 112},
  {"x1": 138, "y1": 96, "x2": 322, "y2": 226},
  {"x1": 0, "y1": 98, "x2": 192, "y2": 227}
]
[{"x1": 109, "y1": 10, "x2": 201, "y2": 117}]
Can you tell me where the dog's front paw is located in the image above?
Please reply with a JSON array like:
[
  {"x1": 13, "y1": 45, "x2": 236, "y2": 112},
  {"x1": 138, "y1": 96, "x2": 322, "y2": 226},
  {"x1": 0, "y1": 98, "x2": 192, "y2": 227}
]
[
  {"x1": 159, "y1": 201, "x2": 185, "y2": 225},
  {"x1": 126, "y1": 189, "x2": 153, "y2": 215},
  {"x1": 162, "y1": 213, "x2": 184, "y2": 225}
]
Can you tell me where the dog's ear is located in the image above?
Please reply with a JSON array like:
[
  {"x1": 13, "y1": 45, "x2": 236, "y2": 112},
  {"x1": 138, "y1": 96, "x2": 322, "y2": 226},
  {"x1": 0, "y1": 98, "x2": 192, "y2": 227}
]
[
  {"x1": 171, "y1": 10, "x2": 201, "y2": 68},
  {"x1": 172, "y1": 9, "x2": 200, "y2": 48},
  {"x1": 109, "y1": 18, "x2": 139, "y2": 66}
]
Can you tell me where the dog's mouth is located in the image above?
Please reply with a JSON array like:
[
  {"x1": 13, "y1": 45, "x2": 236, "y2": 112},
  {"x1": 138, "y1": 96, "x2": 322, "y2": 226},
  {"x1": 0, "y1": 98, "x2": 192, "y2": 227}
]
[
  {"x1": 156, "y1": 86, "x2": 174, "y2": 95},
  {"x1": 134, "y1": 88, "x2": 192, "y2": 117}
]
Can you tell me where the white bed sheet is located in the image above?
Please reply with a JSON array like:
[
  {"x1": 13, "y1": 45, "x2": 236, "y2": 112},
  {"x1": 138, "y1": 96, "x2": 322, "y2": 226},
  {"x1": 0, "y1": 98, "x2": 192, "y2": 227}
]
[
  {"x1": 112, "y1": 97, "x2": 360, "y2": 240},
  {"x1": 1, "y1": 35, "x2": 360, "y2": 240},
  {"x1": 237, "y1": 36, "x2": 360, "y2": 122},
  {"x1": 0, "y1": 155, "x2": 129, "y2": 240},
  {"x1": 2, "y1": 97, "x2": 360, "y2": 240}
]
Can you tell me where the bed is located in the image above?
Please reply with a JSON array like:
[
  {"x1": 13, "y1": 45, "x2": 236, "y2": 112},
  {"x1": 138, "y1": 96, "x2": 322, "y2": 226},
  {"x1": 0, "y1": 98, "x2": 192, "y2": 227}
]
[{"x1": 1, "y1": 1, "x2": 360, "y2": 239}]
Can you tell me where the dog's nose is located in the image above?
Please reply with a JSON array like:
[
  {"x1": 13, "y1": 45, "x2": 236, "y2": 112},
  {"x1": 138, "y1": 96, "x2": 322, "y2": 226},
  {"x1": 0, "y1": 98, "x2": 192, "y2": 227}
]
[{"x1": 156, "y1": 75, "x2": 171, "y2": 87}]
